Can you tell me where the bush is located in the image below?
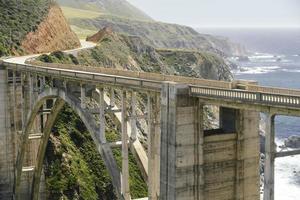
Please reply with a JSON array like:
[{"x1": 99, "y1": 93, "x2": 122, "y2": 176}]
[{"x1": 39, "y1": 54, "x2": 55, "y2": 63}]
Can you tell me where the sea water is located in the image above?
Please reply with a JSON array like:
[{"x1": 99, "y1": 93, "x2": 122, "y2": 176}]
[{"x1": 198, "y1": 28, "x2": 300, "y2": 200}]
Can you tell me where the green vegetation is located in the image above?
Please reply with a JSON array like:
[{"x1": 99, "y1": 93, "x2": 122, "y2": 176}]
[
  {"x1": 61, "y1": 6, "x2": 102, "y2": 19},
  {"x1": 69, "y1": 25, "x2": 98, "y2": 39},
  {"x1": 39, "y1": 51, "x2": 79, "y2": 65},
  {"x1": 57, "y1": 0, "x2": 152, "y2": 21},
  {"x1": 62, "y1": 11, "x2": 242, "y2": 57},
  {"x1": 38, "y1": 33, "x2": 232, "y2": 80},
  {"x1": 45, "y1": 105, "x2": 147, "y2": 199},
  {"x1": 0, "y1": 0, "x2": 51, "y2": 57}
]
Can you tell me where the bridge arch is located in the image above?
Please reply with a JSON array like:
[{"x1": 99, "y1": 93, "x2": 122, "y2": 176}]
[{"x1": 15, "y1": 88, "x2": 121, "y2": 200}]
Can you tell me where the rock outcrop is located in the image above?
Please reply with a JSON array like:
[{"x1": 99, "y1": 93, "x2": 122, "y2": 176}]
[
  {"x1": 284, "y1": 135, "x2": 300, "y2": 148},
  {"x1": 21, "y1": 4, "x2": 80, "y2": 54},
  {"x1": 86, "y1": 27, "x2": 113, "y2": 43},
  {"x1": 77, "y1": 32, "x2": 233, "y2": 81}
]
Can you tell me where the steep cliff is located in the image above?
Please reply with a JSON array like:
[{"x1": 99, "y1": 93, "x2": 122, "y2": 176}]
[
  {"x1": 0, "y1": 1, "x2": 80, "y2": 57},
  {"x1": 77, "y1": 31, "x2": 232, "y2": 80},
  {"x1": 21, "y1": 4, "x2": 80, "y2": 54},
  {"x1": 39, "y1": 30, "x2": 232, "y2": 81}
]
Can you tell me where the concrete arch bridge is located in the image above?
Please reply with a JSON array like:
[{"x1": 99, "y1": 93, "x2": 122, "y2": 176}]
[{"x1": 0, "y1": 59, "x2": 300, "y2": 200}]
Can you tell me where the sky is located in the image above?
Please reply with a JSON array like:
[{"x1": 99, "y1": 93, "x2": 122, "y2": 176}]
[{"x1": 127, "y1": 0, "x2": 300, "y2": 28}]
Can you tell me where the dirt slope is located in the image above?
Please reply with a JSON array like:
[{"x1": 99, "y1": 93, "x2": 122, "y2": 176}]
[{"x1": 21, "y1": 4, "x2": 80, "y2": 54}]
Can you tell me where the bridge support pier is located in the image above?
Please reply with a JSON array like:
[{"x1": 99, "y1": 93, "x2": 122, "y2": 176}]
[
  {"x1": 263, "y1": 114, "x2": 275, "y2": 200},
  {"x1": 0, "y1": 66, "x2": 14, "y2": 198},
  {"x1": 160, "y1": 82, "x2": 260, "y2": 200},
  {"x1": 160, "y1": 82, "x2": 204, "y2": 200}
]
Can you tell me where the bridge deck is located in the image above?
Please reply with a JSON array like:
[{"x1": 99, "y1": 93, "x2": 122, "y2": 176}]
[{"x1": 2, "y1": 60, "x2": 300, "y2": 113}]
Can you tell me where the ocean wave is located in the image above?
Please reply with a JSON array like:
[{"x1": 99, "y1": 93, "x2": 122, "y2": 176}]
[
  {"x1": 282, "y1": 69, "x2": 300, "y2": 73},
  {"x1": 249, "y1": 52, "x2": 291, "y2": 63},
  {"x1": 234, "y1": 66, "x2": 280, "y2": 75}
]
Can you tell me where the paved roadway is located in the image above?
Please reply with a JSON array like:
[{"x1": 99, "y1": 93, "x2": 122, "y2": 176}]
[{"x1": 4, "y1": 40, "x2": 96, "y2": 64}]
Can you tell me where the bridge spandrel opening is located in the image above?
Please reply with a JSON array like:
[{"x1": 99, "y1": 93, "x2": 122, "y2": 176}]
[{"x1": 260, "y1": 114, "x2": 300, "y2": 199}]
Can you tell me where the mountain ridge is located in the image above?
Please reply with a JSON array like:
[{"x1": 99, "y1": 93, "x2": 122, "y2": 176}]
[{"x1": 57, "y1": 0, "x2": 246, "y2": 57}]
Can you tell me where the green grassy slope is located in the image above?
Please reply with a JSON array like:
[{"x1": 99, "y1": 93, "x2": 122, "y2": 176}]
[
  {"x1": 57, "y1": 0, "x2": 152, "y2": 21},
  {"x1": 0, "y1": 0, "x2": 51, "y2": 56},
  {"x1": 45, "y1": 105, "x2": 147, "y2": 199}
]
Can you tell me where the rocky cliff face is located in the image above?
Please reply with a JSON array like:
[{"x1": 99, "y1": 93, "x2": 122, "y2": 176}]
[
  {"x1": 86, "y1": 27, "x2": 113, "y2": 43},
  {"x1": 39, "y1": 29, "x2": 232, "y2": 81},
  {"x1": 76, "y1": 30, "x2": 233, "y2": 81},
  {"x1": 21, "y1": 4, "x2": 80, "y2": 54},
  {"x1": 0, "y1": 1, "x2": 80, "y2": 57}
]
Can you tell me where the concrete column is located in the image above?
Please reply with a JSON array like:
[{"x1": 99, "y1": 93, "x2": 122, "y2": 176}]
[
  {"x1": 121, "y1": 90, "x2": 130, "y2": 200},
  {"x1": 131, "y1": 91, "x2": 137, "y2": 141},
  {"x1": 28, "y1": 74, "x2": 33, "y2": 111},
  {"x1": 148, "y1": 93, "x2": 161, "y2": 200},
  {"x1": 235, "y1": 109, "x2": 260, "y2": 200},
  {"x1": 21, "y1": 73, "x2": 25, "y2": 130},
  {"x1": 0, "y1": 66, "x2": 14, "y2": 199},
  {"x1": 98, "y1": 87, "x2": 106, "y2": 143},
  {"x1": 263, "y1": 114, "x2": 275, "y2": 200},
  {"x1": 80, "y1": 83, "x2": 86, "y2": 109},
  {"x1": 110, "y1": 88, "x2": 115, "y2": 107},
  {"x1": 33, "y1": 74, "x2": 38, "y2": 101},
  {"x1": 160, "y1": 82, "x2": 204, "y2": 200},
  {"x1": 12, "y1": 71, "x2": 17, "y2": 133}
]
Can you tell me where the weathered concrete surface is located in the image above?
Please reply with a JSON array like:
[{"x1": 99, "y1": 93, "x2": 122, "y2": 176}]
[
  {"x1": 0, "y1": 67, "x2": 14, "y2": 199},
  {"x1": 160, "y1": 82, "x2": 260, "y2": 200},
  {"x1": 160, "y1": 82, "x2": 204, "y2": 200},
  {"x1": 235, "y1": 110, "x2": 260, "y2": 200}
]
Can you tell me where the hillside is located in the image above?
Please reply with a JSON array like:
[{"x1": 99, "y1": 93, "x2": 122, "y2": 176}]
[
  {"x1": 56, "y1": 0, "x2": 152, "y2": 21},
  {"x1": 38, "y1": 30, "x2": 233, "y2": 81},
  {"x1": 44, "y1": 105, "x2": 147, "y2": 199},
  {"x1": 21, "y1": 4, "x2": 80, "y2": 54},
  {"x1": 56, "y1": 0, "x2": 246, "y2": 56},
  {"x1": 66, "y1": 13, "x2": 246, "y2": 57},
  {"x1": 0, "y1": 1, "x2": 80, "y2": 57}
]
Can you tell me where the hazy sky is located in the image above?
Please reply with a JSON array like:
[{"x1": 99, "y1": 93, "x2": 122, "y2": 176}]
[{"x1": 127, "y1": 0, "x2": 300, "y2": 28}]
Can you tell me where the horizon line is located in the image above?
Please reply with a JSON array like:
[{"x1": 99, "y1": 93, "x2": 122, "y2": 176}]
[{"x1": 193, "y1": 25, "x2": 300, "y2": 29}]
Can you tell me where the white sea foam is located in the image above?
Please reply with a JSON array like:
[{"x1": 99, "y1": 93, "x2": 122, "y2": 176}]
[
  {"x1": 248, "y1": 53, "x2": 290, "y2": 63},
  {"x1": 282, "y1": 69, "x2": 300, "y2": 73},
  {"x1": 234, "y1": 66, "x2": 280, "y2": 75},
  {"x1": 273, "y1": 139, "x2": 300, "y2": 200}
]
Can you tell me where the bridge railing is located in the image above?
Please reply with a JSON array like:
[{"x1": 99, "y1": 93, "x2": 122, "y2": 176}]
[
  {"x1": 25, "y1": 61, "x2": 232, "y2": 89},
  {"x1": 247, "y1": 84, "x2": 300, "y2": 96},
  {"x1": 190, "y1": 85, "x2": 300, "y2": 108},
  {"x1": 3, "y1": 60, "x2": 300, "y2": 108}
]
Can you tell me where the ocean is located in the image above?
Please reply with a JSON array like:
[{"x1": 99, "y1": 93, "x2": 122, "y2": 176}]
[{"x1": 198, "y1": 28, "x2": 300, "y2": 200}]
